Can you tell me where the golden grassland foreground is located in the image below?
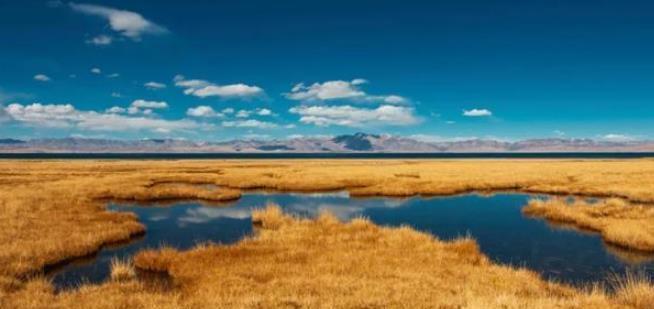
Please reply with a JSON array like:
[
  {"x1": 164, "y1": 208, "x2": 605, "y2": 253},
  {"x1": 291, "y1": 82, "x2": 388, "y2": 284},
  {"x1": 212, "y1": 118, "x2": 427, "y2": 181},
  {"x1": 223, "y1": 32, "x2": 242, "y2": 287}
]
[{"x1": 1, "y1": 159, "x2": 654, "y2": 307}]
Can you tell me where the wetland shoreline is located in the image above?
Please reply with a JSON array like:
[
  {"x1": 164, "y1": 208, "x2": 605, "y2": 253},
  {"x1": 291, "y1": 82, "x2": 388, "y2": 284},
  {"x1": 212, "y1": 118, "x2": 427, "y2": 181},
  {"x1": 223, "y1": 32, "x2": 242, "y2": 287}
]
[{"x1": 2, "y1": 159, "x2": 654, "y2": 308}]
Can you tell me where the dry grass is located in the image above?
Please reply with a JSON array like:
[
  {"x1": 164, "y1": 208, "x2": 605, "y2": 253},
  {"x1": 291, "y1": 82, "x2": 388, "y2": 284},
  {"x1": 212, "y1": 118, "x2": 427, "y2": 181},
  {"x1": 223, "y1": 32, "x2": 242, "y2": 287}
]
[
  {"x1": 1, "y1": 159, "x2": 654, "y2": 307},
  {"x1": 611, "y1": 272, "x2": 654, "y2": 308},
  {"x1": 6, "y1": 205, "x2": 651, "y2": 308},
  {"x1": 109, "y1": 258, "x2": 135, "y2": 282},
  {"x1": 523, "y1": 198, "x2": 654, "y2": 251}
]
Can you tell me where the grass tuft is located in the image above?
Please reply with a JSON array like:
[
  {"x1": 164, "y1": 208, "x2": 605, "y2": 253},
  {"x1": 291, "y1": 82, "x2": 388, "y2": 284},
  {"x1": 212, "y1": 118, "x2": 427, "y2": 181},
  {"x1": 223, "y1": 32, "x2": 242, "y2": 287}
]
[
  {"x1": 612, "y1": 272, "x2": 654, "y2": 308},
  {"x1": 251, "y1": 204, "x2": 291, "y2": 230},
  {"x1": 109, "y1": 258, "x2": 135, "y2": 282}
]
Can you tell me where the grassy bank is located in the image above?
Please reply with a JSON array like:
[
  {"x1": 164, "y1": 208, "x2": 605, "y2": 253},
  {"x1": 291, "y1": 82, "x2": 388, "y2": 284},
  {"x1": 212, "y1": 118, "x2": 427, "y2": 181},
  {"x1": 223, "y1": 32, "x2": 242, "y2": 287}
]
[{"x1": 523, "y1": 198, "x2": 654, "y2": 251}]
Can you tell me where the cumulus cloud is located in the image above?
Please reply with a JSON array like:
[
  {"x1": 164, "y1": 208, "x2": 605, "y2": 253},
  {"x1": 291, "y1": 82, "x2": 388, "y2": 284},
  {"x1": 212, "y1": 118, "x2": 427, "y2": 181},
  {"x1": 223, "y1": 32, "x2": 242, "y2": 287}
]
[
  {"x1": 174, "y1": 75, "x2": 264, "y2": 99},
  {"x1": 222, "y1": 119, "x2": 278, "y2": 129},
  {"x1": 186, "y1": 105, "x2": 222, "y2": 118},
  {"x1": 601, "y1": 134, "x2": 638, "y2": 142},
  {"x1": 4, "y1": 102, "x2": 199, "y2": 133},
  {"x1": 257, "y1": 108, "x2": 272, "y2": 116},
  {"x1": 86, "y1": 35, "x2": 112, "y2": 45},
  {"x1": 69, "y1": 3, "x2": 167, "y2": 40},
  {"x1": 285, "y1": 79, "x2": 408, "y2": 104},
  {"x1": 34, "y1": 74, "x2": 51, "y2": 82},
  {"x1": 235, "y1": 110, "x2": 250, "y2": 118},
  {"x1": 91, "y1": 67, "x2": 102, "y2": 74},
  {"x1": 289, "y1": 105, "x2": 419, "y2": 127},
  {"x1": 106, "y1": 100, "x2": 167, "y2": 115},
  {"x1": 232, "y1": 108, "x2": 273, "y2": 119},
  {"x1": 128, "y1": 100, "x2": 165, "y2": 115},
  {"x1": 144, "y1": 81, "x2": 166, "y2": 89},
  {"x1": 462, "y1": 108, "x2": 492, "y2": 117},
  {"x1": 131, "y1": 99, "x2": 167, "y2": 109},
  {"x1": 107, "y1": 73, "x2": 120, "y2": 78},
  {"x1": 409, "y1": 134, "x2": 478, "y2": 143},
  {"x1": 383, "y1": 95, "x2": 406, "y2": 104},
  {"x1": 105, "y1": 106, "x2": 126, "y2": 114},
  {"x1": 287, "y1": 80, "x2": 364, "y2": 101},
  {"x1": 351, "y1": 78, "x2": 368, "y2": 85}
]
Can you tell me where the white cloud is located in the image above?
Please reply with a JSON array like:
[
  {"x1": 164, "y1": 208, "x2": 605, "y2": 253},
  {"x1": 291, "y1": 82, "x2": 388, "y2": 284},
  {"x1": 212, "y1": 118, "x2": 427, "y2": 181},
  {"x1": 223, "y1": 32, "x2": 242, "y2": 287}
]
[
  {"x1": 91, "y1": 67, "x2": 102, "y2": 74},
  {"x1": 106, "y1": 106, "x2": 126, "y2": 114},
  {"x1": 174, "y1": 75, "x2": 264, "y2": 99},
  {"x1": 131, "y1": 99, "x2": 167, "y2": 109},
  {"x1": 34, "y1": 74, "x2": 51, "y2": 82},
  {"x1": 409, "y1": 134, "x2": 478, "y2": 143},
  {"x1": 257, "y1": 108, "x2": 272, "y2": 116},
  {"x1": 236, "y1": 110, "x2": 250, "y2": 118},
  {"x1": 111, "y1": 92, "x2": 122, "y2": 98},
  {"x1": 285, "y1": 79, "x2": 407, "y2": 104},
  {"x1": 287, "y1": 80, "x2": 364, "y2": 101},
  {"x1": 5, "y1": 102, "x2": 200, "y2": 133},
  {"x1": 107, "y1": 73, "x2": 120, "y2": 78},
  {"x1": 222, "y1": 108, "x2": 235, "y2": 114},
  {"x1": 231, "y1": 108, "x2": 273, "y2": 119},
  {"x1": 86, "y1": 35, "x2": 113, "y2": 45},
  {"x1": 289, "y1": 105, "x2": 420, "y2": 127},
  {"x1": 144, "y1": 81, "x2": 166, "y2": 89},
  {"x1": 186, "y1": 105, "x2": 222, "y2": 118},
  {"x1": 462, "y1": 108, "x2": 492, "y2": 117},
  {"x1": 601, "y1": 134, "x2": 637, "y2": 142},
  {"x1": 351, "y1": 78, "x2": 368, "y2": 85},
  {"x1": 69, "y1": 3, "x2": 167, "y2": 40},
  {"x1": 4, "y1": 103, "x2": 76, "y2": 128},
  {"x1": 193, "y1": 84, "x2": 263, "y2": 98},
  {"x1": 113, "y1": 100, "x2": 168, "y2": 115},
  {"x1": 383, "y1": 95, "x2": 407, "y2": 104},
  {"x1": 222, "y1": 119, "x2": 278, "y2": 129}
]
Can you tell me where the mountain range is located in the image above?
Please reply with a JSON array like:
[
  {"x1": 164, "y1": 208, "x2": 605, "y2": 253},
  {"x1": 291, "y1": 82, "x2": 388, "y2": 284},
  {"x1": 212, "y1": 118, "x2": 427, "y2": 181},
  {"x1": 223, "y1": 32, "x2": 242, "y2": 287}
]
[{"x1": 1, "y1": 133, "x2": 653, "y2": 153}]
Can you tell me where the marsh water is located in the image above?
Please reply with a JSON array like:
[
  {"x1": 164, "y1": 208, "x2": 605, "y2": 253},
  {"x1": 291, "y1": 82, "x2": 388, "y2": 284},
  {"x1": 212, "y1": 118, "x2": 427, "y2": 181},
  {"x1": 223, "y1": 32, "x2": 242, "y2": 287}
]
[{"x1": 48, "y1": 191, "x2": 654, "y2": 290}]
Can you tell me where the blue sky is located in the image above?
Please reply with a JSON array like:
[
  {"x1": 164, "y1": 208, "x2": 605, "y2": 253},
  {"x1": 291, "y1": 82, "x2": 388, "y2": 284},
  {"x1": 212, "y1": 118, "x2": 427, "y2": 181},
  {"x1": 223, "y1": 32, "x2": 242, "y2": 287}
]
[{"x1": 0, "y1": 0, "x2": 653, "y2": 141}]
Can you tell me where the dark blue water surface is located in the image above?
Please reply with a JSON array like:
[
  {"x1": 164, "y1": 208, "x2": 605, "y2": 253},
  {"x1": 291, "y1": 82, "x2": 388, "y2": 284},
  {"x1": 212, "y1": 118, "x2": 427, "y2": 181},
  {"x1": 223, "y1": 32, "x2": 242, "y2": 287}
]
[{"x1": 48, "y1": 192, "x2": 654, "y2": 290}]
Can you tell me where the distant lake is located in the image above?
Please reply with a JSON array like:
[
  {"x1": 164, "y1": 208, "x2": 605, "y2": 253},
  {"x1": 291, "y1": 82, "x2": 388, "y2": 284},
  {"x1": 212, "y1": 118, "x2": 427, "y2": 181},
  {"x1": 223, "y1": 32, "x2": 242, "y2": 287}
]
[{"x1": 2, "y1": 152, "x2": 654, "y2": 159}]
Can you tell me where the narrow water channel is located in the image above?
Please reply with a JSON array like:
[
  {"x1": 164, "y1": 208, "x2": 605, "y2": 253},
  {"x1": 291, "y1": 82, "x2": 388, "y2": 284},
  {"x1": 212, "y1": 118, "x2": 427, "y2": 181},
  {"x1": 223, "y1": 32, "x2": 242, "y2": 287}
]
[{"x1": 47, "y1": 191, "x2": 654, "y2": 290}]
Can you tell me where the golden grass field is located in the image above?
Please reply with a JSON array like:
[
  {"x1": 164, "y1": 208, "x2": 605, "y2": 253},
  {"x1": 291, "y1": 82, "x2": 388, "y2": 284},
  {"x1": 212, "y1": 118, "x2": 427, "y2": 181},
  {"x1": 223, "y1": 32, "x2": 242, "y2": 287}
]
[
  {"x1": 1, "y1": 159, "x2": 654, "y2": 308},
  {"x1": 524, "y1": 198, "x2": 654, "y2": 252}
]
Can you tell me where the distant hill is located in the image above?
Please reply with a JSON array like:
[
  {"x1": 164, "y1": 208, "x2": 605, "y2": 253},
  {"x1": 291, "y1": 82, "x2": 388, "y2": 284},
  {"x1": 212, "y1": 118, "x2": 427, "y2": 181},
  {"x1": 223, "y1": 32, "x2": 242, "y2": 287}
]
[{"x1": 1, "y1": 133, "x2": 653, "y2": 153}]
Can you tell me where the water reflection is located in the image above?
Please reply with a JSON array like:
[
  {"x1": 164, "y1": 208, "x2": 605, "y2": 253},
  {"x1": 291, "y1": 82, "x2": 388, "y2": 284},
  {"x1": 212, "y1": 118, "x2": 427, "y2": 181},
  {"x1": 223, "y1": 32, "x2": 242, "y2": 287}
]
[{"x1": 48, "y1": 191, "x2": 654, "y2": 290}]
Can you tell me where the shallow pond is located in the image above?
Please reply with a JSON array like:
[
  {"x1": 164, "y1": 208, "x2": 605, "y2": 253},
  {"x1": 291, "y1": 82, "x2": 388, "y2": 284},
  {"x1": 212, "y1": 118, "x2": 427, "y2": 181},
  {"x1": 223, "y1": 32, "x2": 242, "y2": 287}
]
[{"x1": 48, "y1": 191, "x2": 654, "y2": 290}]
